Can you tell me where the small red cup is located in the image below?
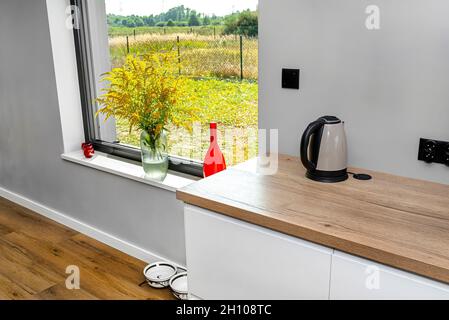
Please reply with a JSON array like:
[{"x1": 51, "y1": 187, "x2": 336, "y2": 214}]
[{"x1": 81, "y1": 142, "x2": 95, "y2": 158}]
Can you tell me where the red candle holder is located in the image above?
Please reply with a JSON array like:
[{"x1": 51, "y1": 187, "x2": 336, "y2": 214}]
[{"x1": 81, "y1": 142, "x2": 95, "y2": 159}]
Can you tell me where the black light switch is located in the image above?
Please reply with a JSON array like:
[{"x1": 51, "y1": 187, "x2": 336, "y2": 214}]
[{"x1": 282, "y1": 68, "x2": 300, "y2": 90}]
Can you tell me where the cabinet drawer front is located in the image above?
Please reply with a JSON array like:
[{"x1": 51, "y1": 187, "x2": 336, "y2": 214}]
[
  {"x1": 184, "y1": 205, "x2": 333, "y2": 300},
  {"x1": 330, "y1": 251, "x2": 449, "y2": 300}
]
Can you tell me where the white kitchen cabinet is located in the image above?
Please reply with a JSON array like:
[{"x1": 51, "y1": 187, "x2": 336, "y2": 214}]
[
  {"x1": 184, "y1": 205, "x2": 333, "y2": 300},
  {"x1": 330, "y1": 251, "x2": 449, "y2": 300},
  {"x1": 183, "y1": 204, "x2": 449, "y2": 300}
]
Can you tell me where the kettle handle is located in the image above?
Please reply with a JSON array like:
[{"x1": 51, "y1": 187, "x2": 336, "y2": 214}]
[{"x1": 300, "y1": 119, "x2": 325, "y2": 171}]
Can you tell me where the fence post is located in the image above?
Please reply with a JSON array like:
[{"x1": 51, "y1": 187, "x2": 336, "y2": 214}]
[
  {"x1": 214, "y1": 27, "x2": 216, "y2": 39},
  {"x1": 126, "y1": 36, "x2": 130, "y2": 54},
  {"x1": 177, "y1": 36, "x2": 181, "y2": 75},
  {"x1": 133, "y1": 29, "x2": 136, "y2": 40},
  {"x1": 240, "y1": 35, "x2": 243, "y2": 81}
]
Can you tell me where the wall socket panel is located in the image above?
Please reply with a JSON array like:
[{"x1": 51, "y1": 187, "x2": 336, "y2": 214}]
[{"x1": 418, "y1": 138, "x2": 449, "y2": 166}]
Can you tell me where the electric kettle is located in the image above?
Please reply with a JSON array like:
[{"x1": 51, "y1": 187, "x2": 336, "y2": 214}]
[{"x1": 300, "y1": 116, "x2": 348, "y2": 183}]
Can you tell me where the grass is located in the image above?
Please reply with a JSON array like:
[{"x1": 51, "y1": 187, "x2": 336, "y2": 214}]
[
  {"x1": 107, "y1": 28, "x2": 259, "y2": 166},
  {"x1": 109, "y1": 33, "x2": 258, "y2": 80},
  {"x1": 115, "y1": 78, "x2": 258, "y2": 165},
  {"x1": 109, "y1": 25, "x2": 226, "y2": 37}
]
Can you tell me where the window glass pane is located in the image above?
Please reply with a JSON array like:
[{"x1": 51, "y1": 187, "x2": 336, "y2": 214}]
[{"x1": 97, "y1": 0, "x2": 258, "y2": 166}]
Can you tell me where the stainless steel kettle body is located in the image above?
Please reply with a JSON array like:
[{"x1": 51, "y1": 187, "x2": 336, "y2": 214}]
[{"x1": 300, "y1": 116, "x2": 348, "y2": 183}]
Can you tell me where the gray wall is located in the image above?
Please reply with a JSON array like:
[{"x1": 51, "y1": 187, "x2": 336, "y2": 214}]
[
  {"x1": 260, "y1": 0, "x2": 449, "y2": 184},
  {"x1": 0, "y1": 0, "x2": 186, "y2": 265}
]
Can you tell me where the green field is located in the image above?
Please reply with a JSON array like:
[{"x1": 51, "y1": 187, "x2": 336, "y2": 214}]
[
  {"x1": 116, "y1": 78, "x2": 258, "y2": 164},
  {"x1": 109, "y1": 33, "x2": 258, "y2": 80},
  {"x1": 108, "y1": 28, "x2": 258, "y2": 166},
  {"x1": 109, "y1": 25, "x2": 226, "y2": 37}
]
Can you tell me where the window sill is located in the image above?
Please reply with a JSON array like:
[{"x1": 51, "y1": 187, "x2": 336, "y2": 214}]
[{"x1": 61, "y1": 151, "x2": 199, "y2": 193}]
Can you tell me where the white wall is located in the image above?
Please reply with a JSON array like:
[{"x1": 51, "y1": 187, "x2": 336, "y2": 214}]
[
  {"x1": 47, "y1": 0, "x2": 85, "y2": 153},
  {"x1": 0, "y1": 0, "x2": 186, "y2": 265},
  {"x1": 259, "y1": 0, "x2": 449, "y2": 184}
]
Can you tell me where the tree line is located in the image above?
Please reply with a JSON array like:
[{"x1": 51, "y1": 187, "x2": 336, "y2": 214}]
[{"x1": 108, "y1": 5, "x2": 258, "y2": 37}]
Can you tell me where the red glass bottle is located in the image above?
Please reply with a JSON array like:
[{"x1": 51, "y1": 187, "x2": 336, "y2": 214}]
[{"x1": 203, "y1": 123, "x2": 227, "y2": 178}]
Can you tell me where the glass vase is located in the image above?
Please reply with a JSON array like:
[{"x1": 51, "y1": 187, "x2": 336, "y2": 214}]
[{"x1": 140, "y1": 130, "x2": 169, "y2": 181}]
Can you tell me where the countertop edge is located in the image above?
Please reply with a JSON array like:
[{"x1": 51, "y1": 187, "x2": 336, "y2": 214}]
[{"x1": 176, "y1": 189, "x2": 449, "y2": 285}]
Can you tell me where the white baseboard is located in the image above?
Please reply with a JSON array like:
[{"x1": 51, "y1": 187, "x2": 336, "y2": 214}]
[{"x1": 0, "y1": 186, "x2": 183, "y2": 267}]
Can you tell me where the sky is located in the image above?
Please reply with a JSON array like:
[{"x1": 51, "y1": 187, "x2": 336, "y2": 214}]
[{"x1": 105, "y1": 0, "x2": 258, "y2": 16}]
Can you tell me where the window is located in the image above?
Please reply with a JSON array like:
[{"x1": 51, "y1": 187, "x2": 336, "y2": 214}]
[{"x1": 71, "y1": 0, "x2": 258, "y2": 177}]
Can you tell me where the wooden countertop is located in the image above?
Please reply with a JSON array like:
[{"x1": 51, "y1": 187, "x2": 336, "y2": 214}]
[{"x1": 177, "y1": 155, "x2": 449, "y2": 284}]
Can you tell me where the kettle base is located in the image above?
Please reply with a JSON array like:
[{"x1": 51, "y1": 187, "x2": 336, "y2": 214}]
[{"x1": 306, "y1": 169, "x2": 349, "y2": 183}]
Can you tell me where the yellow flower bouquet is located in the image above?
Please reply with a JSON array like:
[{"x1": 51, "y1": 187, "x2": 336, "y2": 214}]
[{"x1": 96, "y1": 52, "x2": 198, "y2": 180}]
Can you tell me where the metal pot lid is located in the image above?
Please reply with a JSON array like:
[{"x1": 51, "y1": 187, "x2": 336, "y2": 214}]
[
  {"x1": 144, "y1": 262, "x2": 177, "y2": 282},
  {"x1": 169, "y1": 272, "x2": 188, "y2": 294}
]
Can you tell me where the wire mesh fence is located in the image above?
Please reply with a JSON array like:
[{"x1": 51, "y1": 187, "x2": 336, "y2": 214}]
[
  {"x1": 107, "y1": 30, "x2": 259, "y2": 166},
  {"x1": 109, "y1": 33, "x2": 258, "y2": 81}
]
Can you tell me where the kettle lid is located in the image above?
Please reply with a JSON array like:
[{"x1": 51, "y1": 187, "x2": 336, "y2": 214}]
[{"x1": 320, "y1": 116, "x2": 342, "y2": 124}]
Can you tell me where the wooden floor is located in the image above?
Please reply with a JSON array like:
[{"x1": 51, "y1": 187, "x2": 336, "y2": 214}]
[{"x1": 0, "y1": 197, "x2": 175, "y2": 300}]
